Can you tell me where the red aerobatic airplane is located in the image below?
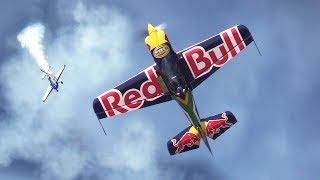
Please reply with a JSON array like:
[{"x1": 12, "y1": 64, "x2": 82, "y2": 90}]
[{"x1": 93, "y1": 23, "x2": 258, "y2": 155}]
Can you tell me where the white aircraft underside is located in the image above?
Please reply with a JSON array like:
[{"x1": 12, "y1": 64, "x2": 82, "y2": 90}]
[{"x1": 42, "y1": 65, "x2": 65, "y2": 102}]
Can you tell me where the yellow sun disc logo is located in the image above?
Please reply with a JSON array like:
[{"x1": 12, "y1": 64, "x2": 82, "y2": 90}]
[{"x1": 153, "y1": 44, "x2": 170, "y2": 59}]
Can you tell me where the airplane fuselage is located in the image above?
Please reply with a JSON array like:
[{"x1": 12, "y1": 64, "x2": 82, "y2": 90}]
[
  {"x1": 41, "y1": 69, "x2": 59, "y2": 90},
  {"x1": 151, "y1": 39, "x2": 212, "y2": 153},
  {"x1": 153, "y1": 42, "x2": 202, "y2": 129},
  {"x1": 144, "y1": 24, "x2": 203, "y2": 130},
  {"x1": 49, "y1": 77, "x2": 59, "y2": 91},
  {"x1": 144, "y1": 23, "x2": 213, "y2": 153}
]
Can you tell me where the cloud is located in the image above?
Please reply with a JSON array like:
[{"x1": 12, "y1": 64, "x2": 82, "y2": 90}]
[
  {"x1": 0, "y1": 1, "x2": 160, "y2": 180},
  {"x1": 17, "y1": 23, "x2": 50, "y2": 72},
  {"x1": 2, "y1": 0, "x2": 320, "y2": 179},
  {"x1": 0, "y1": 1, "x2": 225, "y2": 180}
]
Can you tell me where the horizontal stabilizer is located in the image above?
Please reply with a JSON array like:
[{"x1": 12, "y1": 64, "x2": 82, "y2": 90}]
[
  {"x1": 167, "y1": 126, "x2": 200, "y2": 155},
  {"x1": 200, "y1": 111, "x2": 237, "y2": 140}
]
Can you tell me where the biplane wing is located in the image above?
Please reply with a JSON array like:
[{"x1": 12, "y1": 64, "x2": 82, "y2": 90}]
[
  {"x1": 55, "y1": 65, "x2": 66, "y2": 81},
  {"x1": 93, "y1": 65, "x2": 172, "y2": 119},
  {"x1": 177, "y1": 25, "x2": 254, "y2": 89},
  {"x1": 42, "y1": 86, "x2": 53, "y2": 102}
]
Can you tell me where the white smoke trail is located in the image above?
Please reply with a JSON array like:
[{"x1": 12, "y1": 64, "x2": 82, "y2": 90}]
[{"x1": 17, "y1": 23, "x2": 50, "y2": 73}]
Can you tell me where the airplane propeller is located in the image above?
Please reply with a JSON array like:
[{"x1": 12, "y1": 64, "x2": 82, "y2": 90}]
[
  {"x1": 136, "y1": 23, "x2": 168, "y2": 39},
  {"x1": 155, "y1": 23, "x2": 167, "y2": 31}
]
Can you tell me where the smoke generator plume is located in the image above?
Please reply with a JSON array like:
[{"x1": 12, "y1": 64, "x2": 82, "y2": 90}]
[{"x1": 17, "y1": 23, "x2": 50, "y2": 73}]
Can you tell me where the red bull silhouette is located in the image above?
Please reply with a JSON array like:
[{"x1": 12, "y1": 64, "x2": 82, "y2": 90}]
[
  {"x1": 204, "y1": 113, "x2": 233, "y2": 138},
  {"x1": 171, "y1": 131, "x2": 200, "y2": 154}
]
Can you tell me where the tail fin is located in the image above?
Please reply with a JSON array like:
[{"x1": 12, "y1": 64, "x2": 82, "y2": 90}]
[
  {"x1": 167, "y1": 126, "x2": 200, "y2": 155},
  {"x1": 200, "y1": 111, "x2": 237, "y2": 140}
]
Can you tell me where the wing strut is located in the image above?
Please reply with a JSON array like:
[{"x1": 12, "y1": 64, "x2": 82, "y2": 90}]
[
  {"x1": 253, "y1": 40, "x2": 262, "y2": 56},
  {"x1": 97, "y1": 119, "x2": 107, "y2": 136}
]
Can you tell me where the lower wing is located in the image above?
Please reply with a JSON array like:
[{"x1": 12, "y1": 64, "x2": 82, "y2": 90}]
[
  {"x1": 93, "y1": 64, "x2": 172, "y2": 119},
  {"x1": 42, "y1": 86, "x2": 53, "y2": 102}
]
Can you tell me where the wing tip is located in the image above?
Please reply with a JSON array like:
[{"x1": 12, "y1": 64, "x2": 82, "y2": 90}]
[
  {"x1": 237, "y1": 24, "x2": 254, "y2": 45},
  {"x1": 93, "y1": 98, "x2": 107, "y2": 119},
  {"x1": 237, "y1": 24, "x2": 250, "y2": 33},
  {"x1": 225, "y1": 111, "x2": 237, "y2": 124},
  {"x1": 167, "y1": 142, "x2": 176, "y2": 156}
]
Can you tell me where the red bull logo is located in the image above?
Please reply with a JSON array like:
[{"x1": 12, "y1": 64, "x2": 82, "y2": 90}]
[
  {"x1": 182, "y1": 26, "x2": 246, "y2": 79},
  {"x1": 171, "y1": 132, "x2": 200, "y2": 154},
  {"x1": 98, "y1": 66, "x2": 163, "y2": 117},
  {"x1": 206, "y1": 113, "x2": 233, "y2": 138}
]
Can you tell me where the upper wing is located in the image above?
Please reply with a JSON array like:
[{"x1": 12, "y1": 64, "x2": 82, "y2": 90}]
[
  {"x1": 55, "y1": 65, "x2": 66, "y2": 81},
  {"x1": 177, "y1": 25, "x2": 254, "y2": 89},
  {"x1": 42, "y1": 85, "x2": 53, "y2": 102},
  {"x1": 93, "y1": 64, "x2": 172, "y2": 119}
]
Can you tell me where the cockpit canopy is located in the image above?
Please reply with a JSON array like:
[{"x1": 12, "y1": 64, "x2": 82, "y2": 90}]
[{"x1": 160, "y1": 53, "x2": 187, "y2": 96}]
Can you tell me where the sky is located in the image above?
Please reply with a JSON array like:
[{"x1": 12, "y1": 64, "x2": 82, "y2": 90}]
[{"x1": 0, "y1": 0, "x2": 319, "y2": 179}]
